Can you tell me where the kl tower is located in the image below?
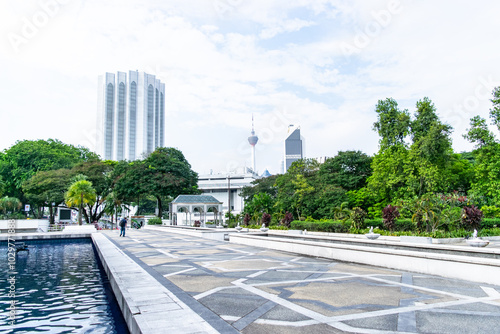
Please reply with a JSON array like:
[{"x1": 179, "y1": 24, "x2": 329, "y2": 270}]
[{"x1": 248, "y1": 115, "x2": 259, "y2": 174}]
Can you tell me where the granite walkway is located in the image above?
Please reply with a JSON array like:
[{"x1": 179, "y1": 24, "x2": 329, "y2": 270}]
[{"x1": 101, "y1": 228, "x2": 500, "y2": 334}]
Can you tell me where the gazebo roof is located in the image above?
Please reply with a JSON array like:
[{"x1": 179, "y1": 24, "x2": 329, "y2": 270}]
[{"x1": 172, "y1": 195, "x2": 222, "y2": 204}]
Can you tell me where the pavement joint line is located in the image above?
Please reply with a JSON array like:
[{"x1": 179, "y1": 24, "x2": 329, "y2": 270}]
[
  {"x1": 247, "y1": 270, "x2": 268, "y2": 278},
  {"x1": 365, "y1": 275, "x2": 486, "y2": 301},
  {"x1": 290, "y1": 256, "x2": 302, "y2": 262},
  {"x1": 482, "y1": 286, "x2": 500, "y2": 297},
  {"x1": 161, "y1": 264, "x2": 192, "y2": 268},
  {"x1": 419, "y1": 308, "x2": 500, "y2": 316},
  {"x1": 233, "y1": 300, "x2": 277, "y2": 331},
  {"x1": 163, "y1": 267, "x2": 197, "y2": 277},
  {"x1": 193, "y1": 285, "x2": 239, "y2": 300},
  {"x1": 219, "y1": 246, "x2": 255, "y2": 255},
  {"x1": 221, "y1": 315, "x2": 241, "y2": 321},
  {"x1": 277, "y1": 269, "x2": 359, "y2": 275},
  {"x1": 253, "y1": 319, "x2": 320, "y2": 327},
  {"x1": 397, "y1": 273, "x2": 417, "y2": 333},
  {"x1": 232, "y1": 280, "x2": 332, "y2": 323},
  {"x1": 247, "y1": 273, "x2": 367, "y2": 287},
  {"x1": 329, "y1": 321, "x2": 415, "y2": 334},
  {"x1": 130, "y1": 238, "x2": 142, "y2": 243},
  {"x1": 156, "y1": 248, "x2": 179, "y2": 258},
  {"x1": 327, "y1": 295, "x2": 500, "y2": 323}
]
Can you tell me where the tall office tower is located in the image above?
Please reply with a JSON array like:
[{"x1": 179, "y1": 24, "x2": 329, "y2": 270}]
[
  {"x1": 284, "y1": 124, "x2": 304, "y2": 172},
  {"x1": 97, "y1": 71, "x2": 165, "y2": 161},
  {"x1": 247, "y1": 115, "x2": 259, "y2": 173}
]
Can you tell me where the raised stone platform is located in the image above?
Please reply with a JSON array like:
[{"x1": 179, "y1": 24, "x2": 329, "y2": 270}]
[
  {"x1": 229, "y1": 232, "x2": 500, "y2": 286},
  {"x1": 92, "y1": 233, "x2": 218, "y2": 334}
]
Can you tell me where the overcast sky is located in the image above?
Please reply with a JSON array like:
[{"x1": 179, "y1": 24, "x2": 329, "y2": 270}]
[{"x1": 1, "y1": 0, "x2": 500, "y2": 175}]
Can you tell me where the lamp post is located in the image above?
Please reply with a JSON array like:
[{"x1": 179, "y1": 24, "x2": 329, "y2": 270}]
[{"x1": 227, "y1": 175, "x2": 231, "y2": 223}]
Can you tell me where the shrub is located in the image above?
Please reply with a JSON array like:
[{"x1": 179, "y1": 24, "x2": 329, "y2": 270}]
[
  {"x1": 261, "y1": 213, "x2": 271, "y2": 227},
  {"x1": 481, "y1": 206, "x2": 500, "y2": 218},
  {"x1": 382, "y1": 205, "x2": 400, "y2": 231},
  {"x1": 147, "y1": 217, "x2": 162, "y2": 225},
  {"x1": 243, "y1": 213, "x2": 251, "y2": 226},
  {"x1": 460, "y1": 205, "x2": 484, "y2": 231},
  {"x1": 394, "y1": 219, "x2": 415, "y2": 231},
  {"x1": 280, "y1": 211, "x2": 293, "y2": 228},
  {"x1": 350, "y1": 207, "x2": 366, "y2": 230}
]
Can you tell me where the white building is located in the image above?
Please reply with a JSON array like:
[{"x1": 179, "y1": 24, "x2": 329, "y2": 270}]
[
  {"x1": 97, "y1": 71, "x2": 165, "y2": 161},
  {"x1": 198, "y1": 172, "x2": 260, "y2": 218}
]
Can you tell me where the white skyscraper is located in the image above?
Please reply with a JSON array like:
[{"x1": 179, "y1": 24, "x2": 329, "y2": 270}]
[{"x1": 97, "y1": 71, "x2": 165, "y2": 161}]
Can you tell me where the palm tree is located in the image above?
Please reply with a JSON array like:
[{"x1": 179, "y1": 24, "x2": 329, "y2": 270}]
[
  {"x1": 65, "y1": 180, "x2": 96, "y2": 225},
  {"x1": 0, "y1": 196, "x2": 22, "y2": 218},
  {"x1": 103, "y1": 191, "x2": 124, "y2": 229}
]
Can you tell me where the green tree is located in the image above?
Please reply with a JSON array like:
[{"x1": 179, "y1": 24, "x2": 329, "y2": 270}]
[
  {"x1": 275, "y1": 159, "x2": 319, "y2": 218},
  {"x1": 22, "y1": 169, "x2": 73, "y2": 223},
  {"x1": 372, "y1": 98, "x2": 411, "y2": 149},
  {"x1": 241, "y1": 175, "x2": 278, "y2": 203},
  {"x1": 65, "y1": 179, "x2": 96, "y2": 225},
  {"x1": 489, "y1": 86, "x2": 500, "y2": 130},
  {"x1": 0, "y1": 175, "x2": 5, "y2": 197},
  {"x1": 464, "y1": 89, "x2": 500, "y2": 206},
  {"x1": 0, "y1": 139, "x2": 98, "y2": 213},
  {"x1": 142, "y1": 148, "x2": 199, "y2": 218},
  {"x1": 407, "y1": 98, "x2": 455, "y2": 196},
  {"x1": 71, "y1": 160, "x2": 115, "y2": 224},
  {"x1": 463, "y1": 116, "x2": 495, "y2": 149},
  {"x1": 290, "y1": 174, "x2": 315, "y2": 219},
  {"x1": 318, "y1": 151, "x2": 372, "y2": 191}
]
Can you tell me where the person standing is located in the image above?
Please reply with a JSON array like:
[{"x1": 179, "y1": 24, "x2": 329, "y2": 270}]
[{"x1": 119, "y1": 217, "x2": 127, "y2": 237}]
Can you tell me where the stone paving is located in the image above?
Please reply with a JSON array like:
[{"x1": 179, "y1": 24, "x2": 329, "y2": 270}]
[{"x1": 102, "y1": 228, "x2": 500, "y2": 334}]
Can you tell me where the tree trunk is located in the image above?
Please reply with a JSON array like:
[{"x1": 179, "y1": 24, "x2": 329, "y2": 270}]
[
  {"x1": 156, "y1": 196, "x2": 163, "y2": 218},
  {"x1": 49, "y1": 205, "x2": 54, "y2": 224},
  {"x1": 78, "y1": 193, "x2": 83, "y2": 225}
]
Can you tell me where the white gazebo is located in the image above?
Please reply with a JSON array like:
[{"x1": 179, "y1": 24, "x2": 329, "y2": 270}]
[{"x1": 170, "y1": 195, "x2": 223, "y2": 226}]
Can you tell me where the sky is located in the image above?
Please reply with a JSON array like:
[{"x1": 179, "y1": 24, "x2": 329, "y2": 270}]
[{"x1": 1, "y1": 0, "x2": 500, "y2": 175}]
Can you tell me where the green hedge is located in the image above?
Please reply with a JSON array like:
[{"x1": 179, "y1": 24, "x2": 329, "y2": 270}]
[
  {"x1": 289, "y1": 218, "x2": 414, "y2": 233},
  {"x1": 147, "y1": 217, "x2": 162, "y2": 225},
  {"x1": 290, "y1": 220, "x2": 350, "y2": 233},
  {"x1": 482, "y1": 218, "x2": 500, "y2": 229}
]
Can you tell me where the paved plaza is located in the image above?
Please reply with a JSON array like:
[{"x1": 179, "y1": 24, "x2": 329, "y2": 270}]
[{"x1": 102, "y1": 228, "x2": 500, "y2": 333}]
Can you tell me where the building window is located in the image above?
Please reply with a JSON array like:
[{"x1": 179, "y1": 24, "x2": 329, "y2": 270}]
[
  {"x1": 129, "y1": 81, "x2": 137, "y2": 160},
  {"x1": 147, "y1": 84, "x2": 154, "y2": 154},
  {"x1": 160, "y1": 92, "x2": 164, "y2": 147},
  {"x1": 105, "y1": 83, "x2": 114, "y2": 159},
  {"x1": 117, "y1": 82, "x2": 126, "y2": 161},
  {"x1": 155, "y1": 88, "x2": 159, "y2": 148}
]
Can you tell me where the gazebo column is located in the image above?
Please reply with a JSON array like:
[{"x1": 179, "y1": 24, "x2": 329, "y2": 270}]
[{"x1": 189, "y1": 205, "x2": 192, "y2": 226}]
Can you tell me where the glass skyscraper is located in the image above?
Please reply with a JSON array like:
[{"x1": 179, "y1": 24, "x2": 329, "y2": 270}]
[
  {"x1": 284, "y1": 125, "x2": 304, "y2": 172},
  {"x1": 97, "y1": 71, "x2": 165, "y2": 161}
]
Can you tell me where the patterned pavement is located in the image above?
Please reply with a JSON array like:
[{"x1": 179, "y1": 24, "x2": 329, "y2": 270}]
[{"x1": 102, "y1": 228, "x2": 500, "y2": 334}]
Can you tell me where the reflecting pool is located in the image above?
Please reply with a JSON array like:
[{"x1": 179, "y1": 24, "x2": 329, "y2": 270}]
[{"x1": 0, "y1": 238, "x2": 129, "y2": 333}]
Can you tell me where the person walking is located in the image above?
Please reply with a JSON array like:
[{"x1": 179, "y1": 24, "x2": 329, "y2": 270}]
[{"x1": 119, "y1": 217, "x2": 127, "y2": 237}]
